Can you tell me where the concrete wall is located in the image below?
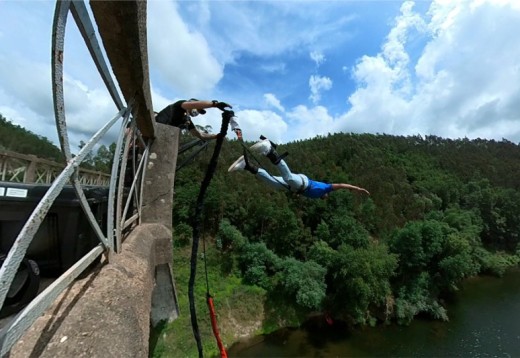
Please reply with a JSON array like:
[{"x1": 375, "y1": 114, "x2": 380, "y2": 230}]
[{"x1": 9, "y1": 224, "x2": 164, "y2": 358}]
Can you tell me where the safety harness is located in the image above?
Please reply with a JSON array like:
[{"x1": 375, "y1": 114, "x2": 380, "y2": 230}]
[
  {"x1": 295, "y1": 174, "x2": 308, "y2": 194},
  {"x1": 239, "y1": 137, "x2": 308, "y2": 195}
]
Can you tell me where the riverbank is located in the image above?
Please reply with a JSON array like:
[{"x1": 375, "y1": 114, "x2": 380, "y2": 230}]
[
  {"x1": 228, "y1": 267, "x2": 520, "y2": 357},
  {"x1": 151, "y1": 242, "x2": 520, "y2": 357},
  {"x1": 150, "y1": 244, "x2": 307, "y2": 357}
]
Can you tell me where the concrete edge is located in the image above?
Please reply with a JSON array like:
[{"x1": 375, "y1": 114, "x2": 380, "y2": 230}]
[{"x1": 8, "y1": 223, "x2": 173, "y2": 358}]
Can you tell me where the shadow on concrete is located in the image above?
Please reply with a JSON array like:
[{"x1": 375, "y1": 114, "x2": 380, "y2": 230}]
[{"x1": 27, "y1": 264, "x2": 103, "y2": 358}]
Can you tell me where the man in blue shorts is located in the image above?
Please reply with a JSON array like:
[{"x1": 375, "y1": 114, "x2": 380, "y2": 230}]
[{"x1": 228, "y1": 139, "x2": 370, "y2": 199}]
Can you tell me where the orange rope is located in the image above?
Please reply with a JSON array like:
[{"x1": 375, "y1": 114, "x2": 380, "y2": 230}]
[{"x1": 207, "y1": 294, "x2": 228, "y2": 358}]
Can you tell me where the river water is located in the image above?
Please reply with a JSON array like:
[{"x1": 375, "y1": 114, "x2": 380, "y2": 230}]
[{"x1": 229, "y1": 269, "x2": 520, "y2": 357}]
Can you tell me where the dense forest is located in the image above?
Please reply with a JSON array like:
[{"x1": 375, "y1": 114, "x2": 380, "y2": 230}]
[
  {"x1": 0, "y1": 114, "x2": 114, "y2": 172},
  {"x1": 4, "y1": 112, "x2": 520, "y2": 352},
  {"x1": 0, "y1": 114, "x2": 63, "y2": 161},
  {"x1": 171, "y1": 129, "x2": 520, "y2": 330}
]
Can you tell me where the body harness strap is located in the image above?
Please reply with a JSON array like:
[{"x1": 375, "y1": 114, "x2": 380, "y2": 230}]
[{"x1": 295, "y1": 174, "x2": 308, "y2": 194}]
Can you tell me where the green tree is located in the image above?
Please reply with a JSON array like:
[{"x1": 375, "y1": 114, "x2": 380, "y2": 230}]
[
  {"x1": 216, "y1": 219, "x2": 246, "y2": 252},
  {"x1": 238, "y1": 242, "x2": 281, "y2": 290},
  {"x1": 325, "y1": 214, "x2": 370, "y2": 249},
  {"x1": 277, "y1": 258, "x2": 326, "y2": 310},
  {"x1": 93, "y1": 144, "x2": 114, "y2": 173},
  {"x1": 167, "y1": 130, "x2": 520, "y2": 328},
  {"x1": 173, "y1": 222, "x2": 192, "y2": 247},
  {"x1": 0, "y1": 113, "x2": 63, "y2": 161},
  {"x1": 328, "y1": 243, "x2": 397, "y2": 324},
  {"x1": 307, "y1": 240, "x2": 336, "y2": 269},
  {"x1": 389, "y1": 219, "x2": 481, "y2": 323}
]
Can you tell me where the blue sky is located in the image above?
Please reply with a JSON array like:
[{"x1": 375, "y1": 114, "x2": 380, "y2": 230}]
[{"x1": 1, "y1": 0, "x2": 520, "y2": 150}]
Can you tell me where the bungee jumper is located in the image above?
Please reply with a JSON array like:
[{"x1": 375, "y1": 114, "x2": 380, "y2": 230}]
[{"x1": 229, "y1": 138, "x2": 370, "y2": 199}]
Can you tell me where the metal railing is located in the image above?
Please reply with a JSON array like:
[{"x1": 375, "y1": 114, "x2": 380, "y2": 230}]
[
  {"x1": 0, "y1": 150, "x2": 111, "y2": 186},
  {"x1": 0, "y1": 0, "x2": 151, "y2": 355}
]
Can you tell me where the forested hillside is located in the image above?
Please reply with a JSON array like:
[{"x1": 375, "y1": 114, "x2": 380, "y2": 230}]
[
  {"x1": 0, "y1": 113, "x2": 113, "y2": 172},
  {"x1": 4, "y1": 111, "x2": 520, "y2": 351},
  {"x1": 172, "y1": 132, "x2": 520, "y2": 327},
  {"x1": 0, "y1": 114, "x2": 63, "y2": 161}
]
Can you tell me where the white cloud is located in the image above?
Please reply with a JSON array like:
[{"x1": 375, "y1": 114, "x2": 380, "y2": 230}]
[
  {"x1": 310, "y1": 51, "x2": 326, "y2": 67},
  {"x1": 147, "y1": 1, "x2": 223, "y2": 97},
  {"x1": 0, "y1": 2, "x2": 126, "y2": 152},
  {"x1": 309, "y1": 75, "x2": 333, "y2": 104},
  {"x1": 0, "y1": 51, "x2": 121, "y2": 151},
  {"x1": 259, "y1": 62, "x2": 287, "y2": 74},
  {"x1": 337, "y1": 0, "x2": 520, "y2": 142},
  {"x1": 150, "y1": 84, "x2": 179, "y2": 115},
  {"x1": 285, "y1": 105, "x2": 335, "y2": 142},
  {"x1": 230, "y1": 110, "x2": 288, "y2": 143},
  {"x1": 177, "y1": 1, "x2": 357, "y2": 67},
  {"x1": 0, "y1": 55, "x2": 54, "y2": 119},
  {"x1": 264, "y1": 93, "x2": 285, "y2": 112},
  {"x1": 62, "y1": 75, "x2": 119, "y2": 137},
  {"x1": 3, "y1": 0, "x2": 520, "y2": 154}
]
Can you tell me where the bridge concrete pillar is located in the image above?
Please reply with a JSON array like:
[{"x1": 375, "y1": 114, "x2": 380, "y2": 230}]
[
  {"x1": 141, "y1": 123, "x2": 179, "y2": 229},
  {"x1": 141, "y1": 123, "x2": 180, "y2": 325}
]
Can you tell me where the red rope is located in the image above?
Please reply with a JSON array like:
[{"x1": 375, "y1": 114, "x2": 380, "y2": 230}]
[{"x1": 207, "y1": 294, "x2": 228, "y2": 358}]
